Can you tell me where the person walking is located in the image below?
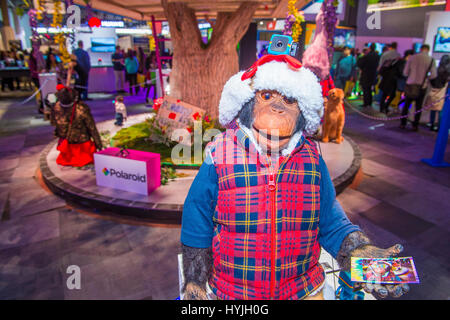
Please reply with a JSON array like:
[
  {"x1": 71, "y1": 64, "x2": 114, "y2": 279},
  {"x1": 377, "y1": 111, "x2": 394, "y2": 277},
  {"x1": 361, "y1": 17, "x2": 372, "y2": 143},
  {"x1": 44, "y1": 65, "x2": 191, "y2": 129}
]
[
  {"x1": 378, "y1": 45, "x2": 402, "y2": 114},
  {"x1": 125, "y1": 49, "x2": 139, "y2": 95},
  {"x1": 357, "y1": 44, "x2": 380, "y2": 108},
  {"x1": 111, "y1": 46, "x2": 125, "y2": 93},
  {"x1": 424, "y1": 55, "x2": 450, "y2": 131},
  {"x1": 400, "y1": 44, "x2": 437, "y2": 131},
  {"x1": 334, "y1": 46, "x2": 356, "y2": 91},
  {"x1": 73, "y1": 40, "x2": 91, "y2": 100},
  {"x1": 394, "y1": 50, "x2": 414, "y2": 112}
]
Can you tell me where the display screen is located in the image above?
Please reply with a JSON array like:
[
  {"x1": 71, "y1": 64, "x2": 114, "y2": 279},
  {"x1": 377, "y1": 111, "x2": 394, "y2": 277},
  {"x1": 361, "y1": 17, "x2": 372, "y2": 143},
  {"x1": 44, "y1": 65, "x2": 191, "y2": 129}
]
[
  {"x1": 91, "y1": 37, "x2": 116, "y2": 52},
  {"x1": 367, "y1": 0, "x2": 445, "y2": 12},
  {"x1": 413, "y1": 42, "x2": 422, "y2": 53},
  {"x1": 434, "y1": 27, "x2": 450, "y2": 53},
  {"x1": 368, "y1": 42, "x2": 387, "y2": 54},
  {"x1": 334, "y1": 28, "x2": 356, "y2": 48}
]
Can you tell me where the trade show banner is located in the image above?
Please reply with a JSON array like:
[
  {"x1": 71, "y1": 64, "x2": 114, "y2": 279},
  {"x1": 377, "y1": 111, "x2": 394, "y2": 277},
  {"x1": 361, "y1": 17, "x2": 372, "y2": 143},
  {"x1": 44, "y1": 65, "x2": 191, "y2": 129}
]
[
  {"x1": 367, "y1": 0, "x2": 446, "y2": 12},
  {"x1": 94, "y1": 148, "x2": 160, "y2": 196}
]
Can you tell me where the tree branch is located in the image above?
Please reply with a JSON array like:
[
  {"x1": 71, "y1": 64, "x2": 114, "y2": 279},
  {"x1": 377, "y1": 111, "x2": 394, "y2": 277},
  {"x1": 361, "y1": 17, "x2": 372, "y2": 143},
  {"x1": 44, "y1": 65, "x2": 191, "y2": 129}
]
[
  {"x1": 209, "y1": 2, "x2": 258, "y2": 49},
  {"x1": 161, "y1": 0, "x2": 203, "y2": 51}
]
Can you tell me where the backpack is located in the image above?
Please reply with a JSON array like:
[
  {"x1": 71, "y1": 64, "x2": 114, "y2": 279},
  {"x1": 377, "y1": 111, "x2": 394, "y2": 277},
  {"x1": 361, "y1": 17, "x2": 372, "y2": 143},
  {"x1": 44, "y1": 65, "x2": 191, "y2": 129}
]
[{"x1": 379, "y1": 58, "x2": 399, "y2": 78}]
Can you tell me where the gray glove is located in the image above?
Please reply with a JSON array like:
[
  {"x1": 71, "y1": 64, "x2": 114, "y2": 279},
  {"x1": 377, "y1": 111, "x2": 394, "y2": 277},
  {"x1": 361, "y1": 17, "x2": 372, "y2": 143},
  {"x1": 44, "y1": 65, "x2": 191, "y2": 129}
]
[{"x1": 337, "y1": 231, "x2": 410, "y2": 299}]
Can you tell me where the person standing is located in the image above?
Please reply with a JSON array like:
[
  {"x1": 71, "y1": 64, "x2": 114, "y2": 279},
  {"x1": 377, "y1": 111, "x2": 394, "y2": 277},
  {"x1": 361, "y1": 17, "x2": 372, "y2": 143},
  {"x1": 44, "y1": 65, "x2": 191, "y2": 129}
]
[
  {"x1": 400, "y1": 44, "x2": 437, "y2": 131},
  {"x1": 73, "y1": 40, "x2": 91, "y2": 100},
  {"x1": 145, "y1": 51, "x2": 157, "y2": 104},
  {"x1": 378, "y1": 42, "x2": 401, "y2": 72},
  {"x1": 111, "y1": 46, "x2": 125, "y2": 93},
  {"x1": 45, "y1": 50, "x2": 66, "y2": 84},
  {"x1": 125, "y1": 49, "x2": 139, "y2": 95},
  {"x1": 114, "y1": 95, "x2": 127, "y2": 126},
  {"x1": 334, "y1": 46, "x2": 356, "y2": 91},
  {"x1": 393, "y1": 50, "x2": 414, "y2": 112},
  {"x1": 357, "y1": 44, "x2": 380, "y2": 108},
  {"x1": 28, "y1": 48, "x2": 45, "y2": 113},
  {"x1": 67, "y1": 54, "x2": 88, "y2": 101},
  {"x1": 425, "y1": 55, "x2": 450, "y2": 131}
]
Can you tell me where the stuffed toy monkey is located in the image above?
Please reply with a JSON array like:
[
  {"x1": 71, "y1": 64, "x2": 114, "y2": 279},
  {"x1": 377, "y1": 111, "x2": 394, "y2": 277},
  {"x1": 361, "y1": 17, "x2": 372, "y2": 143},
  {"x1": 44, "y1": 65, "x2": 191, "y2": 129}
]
[{"x1": 180, "y1": 55, "x2": 409, "y2": 300}]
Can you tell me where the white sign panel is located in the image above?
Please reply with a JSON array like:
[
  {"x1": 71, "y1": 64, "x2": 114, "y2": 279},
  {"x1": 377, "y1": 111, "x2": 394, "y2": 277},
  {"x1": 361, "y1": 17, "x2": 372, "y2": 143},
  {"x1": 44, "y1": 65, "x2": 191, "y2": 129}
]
[{"x1": 94, "y1": 153, "x2": 149, "y2": 195}]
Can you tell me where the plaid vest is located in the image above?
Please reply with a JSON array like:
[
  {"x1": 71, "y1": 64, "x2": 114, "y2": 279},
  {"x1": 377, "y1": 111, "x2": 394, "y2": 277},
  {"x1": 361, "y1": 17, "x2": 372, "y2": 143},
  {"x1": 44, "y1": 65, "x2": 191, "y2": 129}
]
[{"x1": 208, "y1": 129, "x2": 325, "y2": 300}]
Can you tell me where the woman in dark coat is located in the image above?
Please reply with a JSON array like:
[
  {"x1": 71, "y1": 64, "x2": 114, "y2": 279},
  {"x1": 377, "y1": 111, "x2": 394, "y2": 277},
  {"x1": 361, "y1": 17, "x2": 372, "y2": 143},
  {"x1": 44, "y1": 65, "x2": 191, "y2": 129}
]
[{"x1": 50, "y1": 86, "x2": 102, "y2": 167}]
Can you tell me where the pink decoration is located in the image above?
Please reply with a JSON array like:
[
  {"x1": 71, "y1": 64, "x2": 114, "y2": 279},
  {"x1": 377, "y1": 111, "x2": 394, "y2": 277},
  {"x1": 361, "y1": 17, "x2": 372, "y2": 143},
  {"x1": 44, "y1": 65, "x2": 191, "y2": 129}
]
[
  {"x1": 95, "y1": 148, "x2": 161, "y2": 195},
  {"x1": 302, "y1": 3, "x2": 331, "y2": 81}
]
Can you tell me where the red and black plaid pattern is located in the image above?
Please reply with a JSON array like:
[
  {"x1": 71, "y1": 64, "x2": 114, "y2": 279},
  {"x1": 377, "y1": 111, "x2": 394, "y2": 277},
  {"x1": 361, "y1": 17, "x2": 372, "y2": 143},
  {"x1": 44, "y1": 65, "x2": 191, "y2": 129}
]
[
  {"x1": 208, "y1": 129, "x2": 324, "y2": 300},
  {"x1": 320, "y1": 76, "x2": 335, "y2": 98}
]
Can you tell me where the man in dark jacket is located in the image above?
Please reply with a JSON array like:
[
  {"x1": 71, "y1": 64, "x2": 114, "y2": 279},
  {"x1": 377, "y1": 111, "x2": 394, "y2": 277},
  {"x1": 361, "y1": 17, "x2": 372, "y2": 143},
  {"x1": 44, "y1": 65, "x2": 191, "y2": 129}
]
[
  {"x1": 73, "y1": 41, "x2": 91, "y2": 100},
  {"x1": 357, "y1": 44, "x2": 380, "y2": 108}
]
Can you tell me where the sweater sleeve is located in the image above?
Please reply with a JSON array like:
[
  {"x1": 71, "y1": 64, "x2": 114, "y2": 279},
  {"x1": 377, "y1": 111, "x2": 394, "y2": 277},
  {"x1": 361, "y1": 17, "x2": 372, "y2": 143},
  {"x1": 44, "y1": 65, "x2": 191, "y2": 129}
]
[
  {"x1": 181, "y1": 153, "x2": 218, "y2": 248},
  {"x1": 318, "y1": 156, "x2": 360, "y2": 258}
]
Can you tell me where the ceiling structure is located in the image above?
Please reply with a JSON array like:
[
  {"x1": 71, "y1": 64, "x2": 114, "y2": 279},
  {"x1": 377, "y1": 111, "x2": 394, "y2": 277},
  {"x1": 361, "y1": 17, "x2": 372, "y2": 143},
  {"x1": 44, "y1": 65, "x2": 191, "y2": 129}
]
[{"x1": 74, "y1": 0, "x2": 312, "y2": 21}]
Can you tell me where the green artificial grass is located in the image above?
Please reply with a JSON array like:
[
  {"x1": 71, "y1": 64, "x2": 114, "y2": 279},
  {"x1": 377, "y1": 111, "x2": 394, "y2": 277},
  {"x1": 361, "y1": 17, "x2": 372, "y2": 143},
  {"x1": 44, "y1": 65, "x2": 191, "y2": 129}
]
[{"x1": 111, "y1": 116, "x2": 224, "y2": 168}]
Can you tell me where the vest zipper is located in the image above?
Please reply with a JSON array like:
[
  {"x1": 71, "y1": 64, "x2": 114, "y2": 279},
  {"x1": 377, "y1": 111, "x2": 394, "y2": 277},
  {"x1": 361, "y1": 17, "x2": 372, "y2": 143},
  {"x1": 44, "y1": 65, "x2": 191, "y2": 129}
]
[
  {"x1": 267, "y1": 155, "x2": 291, "y2": 299},
  {"x1": 268, "y1": 170, "x2": 276, "y2": 299}
]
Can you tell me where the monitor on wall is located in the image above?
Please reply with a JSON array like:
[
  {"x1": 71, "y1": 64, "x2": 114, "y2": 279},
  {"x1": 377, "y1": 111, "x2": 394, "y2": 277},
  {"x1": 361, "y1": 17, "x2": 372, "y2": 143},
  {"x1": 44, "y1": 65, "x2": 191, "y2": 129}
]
[
  {"x1": 91, "y1": 37, "x2": 116, "y2": 53},
  {"x1": 434, "y1": 27, "x2": 450, "y2": 53},
  {"x1": 367, "y1": 42, "x2": 387, "y2": 54},
  {"x1": 413, "y1": 42, "x2": 422, "y2": 53}
]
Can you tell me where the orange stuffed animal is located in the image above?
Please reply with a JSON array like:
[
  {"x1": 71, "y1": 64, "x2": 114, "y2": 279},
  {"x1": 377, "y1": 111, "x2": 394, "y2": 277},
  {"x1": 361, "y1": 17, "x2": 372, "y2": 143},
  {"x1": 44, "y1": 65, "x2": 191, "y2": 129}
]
[{"x1": 322, "y1": 88, "x2": 345, "y2": 144}]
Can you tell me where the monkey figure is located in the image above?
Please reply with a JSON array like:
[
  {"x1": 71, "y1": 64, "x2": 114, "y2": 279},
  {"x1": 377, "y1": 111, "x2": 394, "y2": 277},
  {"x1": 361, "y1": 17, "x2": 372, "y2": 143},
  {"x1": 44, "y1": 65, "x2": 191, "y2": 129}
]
[
  {"x1": 322, "y1": 87, "x2": 345, "y2": 144},
  {"x1": 181, "y1": 55, "x2": 409, "y2": 300}
]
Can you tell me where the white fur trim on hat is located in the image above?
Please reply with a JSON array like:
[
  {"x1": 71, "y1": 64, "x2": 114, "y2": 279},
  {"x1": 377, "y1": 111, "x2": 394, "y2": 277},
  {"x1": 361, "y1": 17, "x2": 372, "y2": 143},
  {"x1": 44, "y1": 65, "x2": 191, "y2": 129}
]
[
  {"x1": 218, "y1": 71, "x2": 254, "y2": 127},
  {"x1": 218, "y1": 60, "x2": 324, "y2": 135}
]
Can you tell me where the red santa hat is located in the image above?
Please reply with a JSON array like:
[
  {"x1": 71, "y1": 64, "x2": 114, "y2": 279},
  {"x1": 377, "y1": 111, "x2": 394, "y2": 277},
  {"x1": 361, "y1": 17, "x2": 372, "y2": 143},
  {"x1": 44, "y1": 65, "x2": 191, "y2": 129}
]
[{"x1": 218, "y1": 54, "x2": 324, "y2": 135}]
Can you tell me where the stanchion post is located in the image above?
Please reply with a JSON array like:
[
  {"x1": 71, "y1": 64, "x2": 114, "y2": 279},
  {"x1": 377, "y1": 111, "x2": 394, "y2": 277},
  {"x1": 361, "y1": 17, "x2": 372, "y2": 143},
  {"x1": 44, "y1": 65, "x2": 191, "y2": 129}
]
[{"x1": 421, "y1": 87, "x2": 450, "y2": 167}]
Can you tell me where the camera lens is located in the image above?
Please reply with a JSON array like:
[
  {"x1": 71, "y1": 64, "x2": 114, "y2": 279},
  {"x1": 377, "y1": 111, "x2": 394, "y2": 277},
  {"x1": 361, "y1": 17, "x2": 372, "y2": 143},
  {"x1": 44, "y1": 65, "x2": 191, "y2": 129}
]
[{"x1": 276, "y1": 41, "x2": 284, "y2": 48}]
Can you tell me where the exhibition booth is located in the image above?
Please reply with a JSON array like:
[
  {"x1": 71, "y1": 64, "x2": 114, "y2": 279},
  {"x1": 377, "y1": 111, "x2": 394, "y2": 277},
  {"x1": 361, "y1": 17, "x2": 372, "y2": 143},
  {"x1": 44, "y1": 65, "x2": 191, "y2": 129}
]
[
  {"x1": 30, "y1": 0, "x2": 449, "y2": 220},
  {"x1": 354, "y1": 0, "x2": 449, "y2": 59},
  {"x1": 33, "y1": 21, "x2": 171, "y2": 94},
  {"x1": 2, "y1": 0, "x2": 441, "y2": 302}
]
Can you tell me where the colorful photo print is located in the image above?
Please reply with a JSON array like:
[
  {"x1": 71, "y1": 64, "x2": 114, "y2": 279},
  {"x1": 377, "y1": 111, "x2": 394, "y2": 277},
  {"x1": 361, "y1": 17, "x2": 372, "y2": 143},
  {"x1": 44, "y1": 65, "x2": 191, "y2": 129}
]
[
  {"x1": 351, "y1": 257, "x2": 420, "y2": 284},
  {"x1": 367, "y1": 0, "x2": 446, "y2": 12}
]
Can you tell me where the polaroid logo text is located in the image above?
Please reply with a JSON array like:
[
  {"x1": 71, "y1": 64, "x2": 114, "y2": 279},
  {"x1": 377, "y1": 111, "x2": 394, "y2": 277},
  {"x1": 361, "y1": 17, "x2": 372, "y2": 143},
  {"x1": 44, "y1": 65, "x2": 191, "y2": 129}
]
[{"x1": 108, "y1": 168, "x2": 146, "y2": 183}]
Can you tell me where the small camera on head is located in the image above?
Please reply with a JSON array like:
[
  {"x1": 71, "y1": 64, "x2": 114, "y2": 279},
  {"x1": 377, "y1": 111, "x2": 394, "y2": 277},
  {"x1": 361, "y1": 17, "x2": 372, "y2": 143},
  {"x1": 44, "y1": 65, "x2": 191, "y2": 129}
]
[{"x1": 267, "y1": 34, "x2": 300, "y2": 58}]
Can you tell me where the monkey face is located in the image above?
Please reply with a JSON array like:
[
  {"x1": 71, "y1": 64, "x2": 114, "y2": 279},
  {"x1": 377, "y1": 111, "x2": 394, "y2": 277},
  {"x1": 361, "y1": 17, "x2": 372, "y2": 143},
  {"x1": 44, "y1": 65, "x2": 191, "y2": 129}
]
[{"x1": 252, "y1": 90, "x2": 300, "y2": 151}]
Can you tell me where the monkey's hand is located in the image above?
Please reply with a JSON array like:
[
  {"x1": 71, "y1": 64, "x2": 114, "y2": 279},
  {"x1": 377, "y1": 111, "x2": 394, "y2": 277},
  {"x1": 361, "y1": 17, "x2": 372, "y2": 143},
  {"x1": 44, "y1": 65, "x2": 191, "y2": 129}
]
[
  {"x1": 181, "y1": 244, "x2": 212, "y2": 300},
  {"x1": 336, "y1": 231, "x2": 409, "y2": 299}
]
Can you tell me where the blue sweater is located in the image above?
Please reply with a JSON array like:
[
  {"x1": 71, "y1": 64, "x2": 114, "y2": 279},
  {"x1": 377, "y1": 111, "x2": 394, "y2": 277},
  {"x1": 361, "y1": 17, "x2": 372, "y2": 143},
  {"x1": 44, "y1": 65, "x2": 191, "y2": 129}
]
[{"x1": 181, "y1": 155, "x2": 360, "y2": 258}]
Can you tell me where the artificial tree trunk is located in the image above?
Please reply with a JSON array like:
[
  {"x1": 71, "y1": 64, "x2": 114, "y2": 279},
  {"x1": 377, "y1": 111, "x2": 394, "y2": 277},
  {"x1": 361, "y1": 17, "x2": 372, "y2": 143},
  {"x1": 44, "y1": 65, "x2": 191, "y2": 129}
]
[{"x1": 161, "y1": 0, "x2": 258, "y2": 119}]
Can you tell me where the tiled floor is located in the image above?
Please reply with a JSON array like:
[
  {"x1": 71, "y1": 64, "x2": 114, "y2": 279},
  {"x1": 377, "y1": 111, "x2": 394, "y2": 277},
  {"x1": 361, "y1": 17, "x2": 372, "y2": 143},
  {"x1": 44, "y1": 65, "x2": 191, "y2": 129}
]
[{"x1": 0, "y1": 89, "x2": 449, "y2": 300}]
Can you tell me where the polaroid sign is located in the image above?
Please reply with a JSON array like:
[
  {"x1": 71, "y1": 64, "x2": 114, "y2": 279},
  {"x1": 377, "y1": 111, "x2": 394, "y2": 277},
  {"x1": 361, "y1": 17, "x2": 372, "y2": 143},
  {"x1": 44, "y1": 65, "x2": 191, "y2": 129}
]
[
  {"x1": 103, "y1": 167, "x2": 147, "y2": 183},
  {"x1": 94, "y1": 148, "x2": 160, "y2": 196}
]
